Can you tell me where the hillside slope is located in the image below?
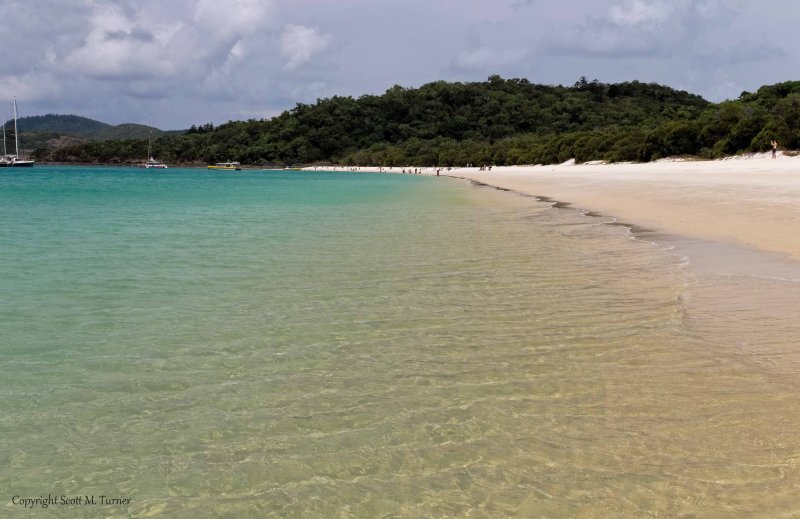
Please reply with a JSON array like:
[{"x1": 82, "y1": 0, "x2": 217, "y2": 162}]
[
  {"x1": 7, "y1": 114, "x2": 176, "y2": 142},
  {"x1": 41, "y1": 77, "x2": 800, "y2": 166}
]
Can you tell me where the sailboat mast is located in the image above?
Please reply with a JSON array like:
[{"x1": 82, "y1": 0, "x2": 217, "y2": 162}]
[
  {"x1": 2, "y1": 117, "x2": 6, "y2": 156},
  {"x1": 13, "y1": 97, "x2": 19, "y2": 158},
  {"x1": 148, "y1": 114, "x2": 154, "y2": 160}
]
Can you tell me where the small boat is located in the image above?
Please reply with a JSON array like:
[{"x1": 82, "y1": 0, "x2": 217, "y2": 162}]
[
  {"x1": 8, "y1": 156, "x2": 34, "y2": 167},
  {"x1": 137, "y1": 120, "x2": 167, "y2": 168},
  {"x1": 208, "y1": 162, "x2": 242, "y2": 171},
  {"x1": 3, "y1": 98, "x2": 35, "y2": 167},
  {"x1": 138, "y1": 157, "x2": 168, "y2": 169}
]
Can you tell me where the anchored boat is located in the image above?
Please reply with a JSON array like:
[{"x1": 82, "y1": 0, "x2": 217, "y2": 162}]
[
  {"x1": 1, "y1": 98, "x2": 34, "y2": 167},
  {"x1": 208, "y1": 162, "x2": 242, "y2": 171},
  {"x1": 137, "y1": 120, "x2": 167, "y2": 168}
]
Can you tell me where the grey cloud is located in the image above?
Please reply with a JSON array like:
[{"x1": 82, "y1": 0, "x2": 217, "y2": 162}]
[
  {"x1": 104, "y1": 28, "x2": 155, "y2": 42},
  {"x1": 544, "y1": 1, "x2": 687, "y2": 58},
  {"x1": 1, "y1": 0, "x2": 798, "y2": 128},
  {"x1": 511, "y1": 0, "x2": 535, "y2": 8},
  {"x1": 697, "y1": 44, "x2": 788, "y2": 67}
]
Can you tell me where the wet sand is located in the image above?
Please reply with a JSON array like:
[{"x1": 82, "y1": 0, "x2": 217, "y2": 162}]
[{"x1": 439, "y1": 155, "x2": 800, "y2": 261}]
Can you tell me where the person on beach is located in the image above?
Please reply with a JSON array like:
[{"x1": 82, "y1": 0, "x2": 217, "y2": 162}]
[{"x1": 771, "y1": 140, "x2": 778, "y2": 158}]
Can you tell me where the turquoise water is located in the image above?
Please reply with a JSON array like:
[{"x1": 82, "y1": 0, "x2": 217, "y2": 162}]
[{"x1": 4, "y1": 166, "x2": 800, "y2": 517}]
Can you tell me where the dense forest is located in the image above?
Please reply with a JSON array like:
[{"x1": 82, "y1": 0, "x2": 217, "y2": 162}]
[{"x1": 24, "y1": 76, "x2": 800, "y2": 166}]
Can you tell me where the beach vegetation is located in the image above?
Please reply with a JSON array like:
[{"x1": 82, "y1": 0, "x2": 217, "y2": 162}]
[
  {"x1": 34, "y1": 77, "x2": 800, "y2": 166},
  {"x1": 751, "y1": 119, "x2": 791, "y2": 151}
]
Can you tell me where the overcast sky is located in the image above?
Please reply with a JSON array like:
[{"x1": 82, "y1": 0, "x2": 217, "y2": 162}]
[{"x1": 1, "y1": 0, "x2": 796, "y2": 129}]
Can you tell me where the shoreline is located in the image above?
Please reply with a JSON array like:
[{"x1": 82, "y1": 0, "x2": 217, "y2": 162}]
[
  {"x1": 307, "y1": 155, "x2": 800, "y2": 262},
  {"x1": 33, "y1": 159, "x2": 800, "y2": 263}
]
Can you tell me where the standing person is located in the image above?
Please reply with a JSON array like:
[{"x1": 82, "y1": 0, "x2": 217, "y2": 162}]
[{"x1": 771, "y1": 140, "x2": 779, "y2": 159}]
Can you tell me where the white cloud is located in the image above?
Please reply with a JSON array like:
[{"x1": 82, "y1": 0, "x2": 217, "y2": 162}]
[
  {"x1": 228, "y1": 40, "x2": 246, "y2": 62},
  {"x1": 543, "y1": 0, "x2": 761, "y2": 61},
  {"x1": 0, "y1": 72, "x2": 63, "y2": 105},
  {"x1": 609, "y1": 0, "x2": 671, "y2": 25},
  {"x1": 280, "y1": 24, "x2": 332, "y2": 70},
  {"x1": 62, "y1": 3, "x2": 182, "y2": 80},
  {"x1": 546, "y1": 0, "x2": 686, "y2": 57},
  {"x1": 61, "y1": 0, "x2": 275, "y2": 81},
  {"x1": 193, "y1": 0, "x2": 273, "y2": 39}
]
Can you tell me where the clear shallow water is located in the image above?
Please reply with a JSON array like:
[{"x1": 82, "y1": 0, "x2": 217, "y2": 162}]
[{"x1": 2, "y1": 166, "x2": 800, "y2": 517}]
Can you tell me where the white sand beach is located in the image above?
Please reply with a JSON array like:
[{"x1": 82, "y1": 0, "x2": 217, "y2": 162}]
[{"x1": 446, "y1": 155, "x2": 800, "y2": 261}]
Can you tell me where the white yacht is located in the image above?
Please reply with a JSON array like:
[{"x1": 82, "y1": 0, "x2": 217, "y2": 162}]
[{"x1": 2, "y1": 98, "x2": 34, "y2": 167}]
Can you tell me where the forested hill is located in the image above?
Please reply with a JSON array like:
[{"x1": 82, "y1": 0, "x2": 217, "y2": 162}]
[
  {"x1": 14, "y1": 114, "x2": 112, "y2": 136},
  {"x1": 42, "y1": 76, "x2": 800, "y2": 166},
  {"x1": 10, "y1": 114, "x2": 177, "y2": 141}
]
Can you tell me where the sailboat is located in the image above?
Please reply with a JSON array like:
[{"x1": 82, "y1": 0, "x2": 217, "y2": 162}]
[
  {"x1": 0, "y1": 117, "x2": 9, "y2": 167},
  {"x1": 137, "y1": 120, "x2": 167, "y2": 169},
  {"x1": 6, "y1": 98, "x2": 34, "y2": 167}
]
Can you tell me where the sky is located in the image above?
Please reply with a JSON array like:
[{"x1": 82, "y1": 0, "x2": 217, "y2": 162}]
[{"x1": 1, "y1": 0, "x2": 797, "y2": 130}]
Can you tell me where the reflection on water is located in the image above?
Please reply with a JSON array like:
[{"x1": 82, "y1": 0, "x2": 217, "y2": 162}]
[{"x1": 2, "y1": 171, "x2": 800, "y2": 517}]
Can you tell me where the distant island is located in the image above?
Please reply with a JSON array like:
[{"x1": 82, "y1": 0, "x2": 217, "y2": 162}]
[
  {"x1": 16, "y1": 76, "x2": 800, "y2": 167},
  {"x1": 5, "y1": 114, "x2": 184, "y2": 163}
]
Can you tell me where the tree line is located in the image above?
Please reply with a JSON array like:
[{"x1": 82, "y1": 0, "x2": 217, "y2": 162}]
[{"x1": 35, "y1": 76, "x2": 800, "y2": 166}]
